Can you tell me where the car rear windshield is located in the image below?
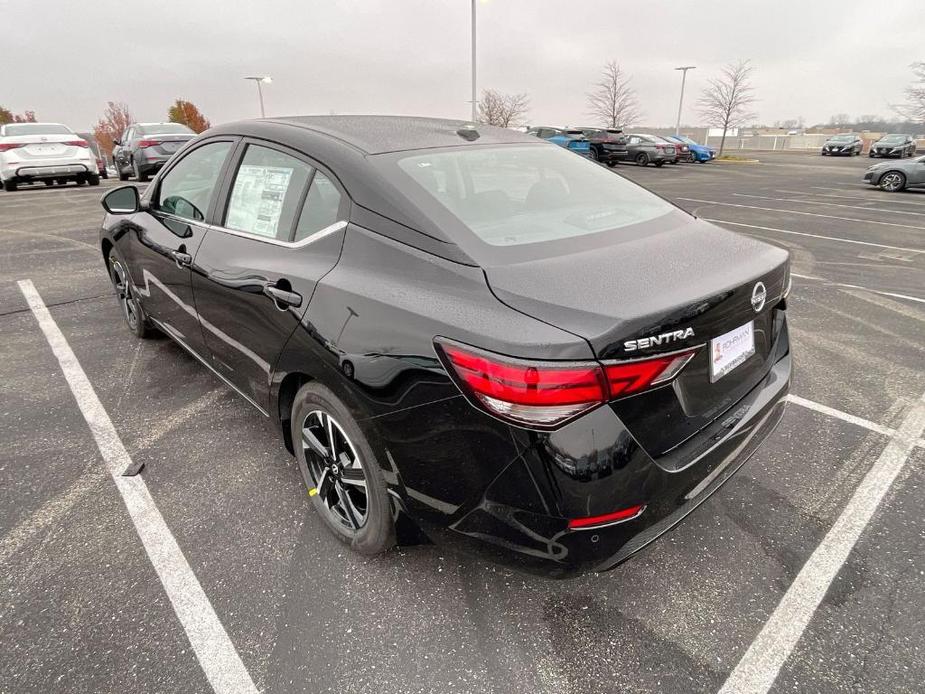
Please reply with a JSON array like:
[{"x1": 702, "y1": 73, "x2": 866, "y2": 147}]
[
  {"x1": 139, "y1": 124, "x2": 194, "y2": 135},
  {"x1": 3, "y1": 123, "x2": 72, "y2": 136},
  {"x1": 395, "y1": 144, "x2": 674, "y2": 247}
]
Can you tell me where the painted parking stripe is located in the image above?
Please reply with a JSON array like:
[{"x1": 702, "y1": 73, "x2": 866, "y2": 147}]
[
  {"x1": 16, "y1": 279, "x2": 258, "y2": 694},
  {"x1": 733, "y1": 192, "x2": 925, "y2": 217},
  {"x1": 791, "y1": 273, "x2": 925, "y2": 305},
  {"x1": 679, "y1": 197, "x2": 925, "y2": 232},
  {"x1": 700, "y1": 218, "x2": 925, "y2": 254},
  {"x1": 718, "y1": 392, "x2": 925, "y2": 694}
]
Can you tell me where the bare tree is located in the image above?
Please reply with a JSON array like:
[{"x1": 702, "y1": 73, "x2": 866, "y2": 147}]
[
  {"x1": 697, "y1": 60, "x2": 757, "y2": 156},
  {"x1": 828, "y1": 113, "x2": 851, "y2": 127},
  {"x1": 477, "y1": 89, "x2": 530, "y2": 128},
  {"x1": 586, "y1": 61, "x2": 641, "y2": 129},
  {"x1": 892, "y1": 62, "x2": 925, "y2": 124}
]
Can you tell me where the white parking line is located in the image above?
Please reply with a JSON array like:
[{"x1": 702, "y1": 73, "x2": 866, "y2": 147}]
[
  {"x1": 733, "y1": 193, "x2": 925, "y2": 217},
  {"x1": 791, "y1": 273, "x2": 925, "y2": 305},
  {"x1": 701, "y1": 218, "x2": 925, "y2": 254},
  {"x1": 718, "y1": 392, "x2": 925, "y2": 694},
  {"x1": 16, "y1": 279, "x2": 258, "y2": 694},
  {"x1": 680, "y1": 197, "x2": 925, "y2": 231},
  {"x1": 786, "y1": 394, "x2": 897, "y2": 437},
  {"x1": 776, "y1": 189, "x2": 925, "y2": 208}
]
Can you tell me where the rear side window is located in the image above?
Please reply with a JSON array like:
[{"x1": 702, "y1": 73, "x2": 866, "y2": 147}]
[
  {"x1": 3, "y1": 123, "x2": 73, "y2": 136},
  {"x1": 157, "y1": 141, "x2": 232, "y2": 221},
  {"x1": 395, "y1": 144, "x2": 673, "y2": 247},
  {"x1": 294, "y1": 172, "x2": 343, "y2": 242},
  {"x1": 225, "y1": 145, "x2": 313, "y2": 240}
]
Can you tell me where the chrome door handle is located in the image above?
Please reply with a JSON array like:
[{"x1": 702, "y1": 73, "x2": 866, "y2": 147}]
[
  {"x1": 170, "y1": 250, "x2": 192, "y2": 267},
  {"x1": 264, "y1": 284, "x2": 302, "y2": 308}
]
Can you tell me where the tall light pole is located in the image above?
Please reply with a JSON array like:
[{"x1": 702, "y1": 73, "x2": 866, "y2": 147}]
[
  {"x1": 244, "y1": 76, "x2": 272, "y2": 118},
  {"x1": 674, "y1": 66, "x2": 696, "y2": 135},
  {"x1": 470, "y1": 0, "x2": 477, "y2": 121}
]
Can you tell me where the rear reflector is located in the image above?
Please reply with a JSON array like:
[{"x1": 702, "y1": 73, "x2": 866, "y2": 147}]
[
  {"x1": 436, "y1": 339, "x2": 697, "y2": 429},
  {"x1": 568, "y1": 504, "x2": 646, "y2": 529}
]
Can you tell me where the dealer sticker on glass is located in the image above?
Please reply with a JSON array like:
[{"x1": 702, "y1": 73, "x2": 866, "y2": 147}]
[{"x1": 710, "y1": 321, "x2": 755, "y2": 382}]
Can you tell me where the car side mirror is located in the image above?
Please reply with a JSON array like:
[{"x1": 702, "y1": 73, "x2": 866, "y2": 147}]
[
  {"x1": 102, "y1": 185, "x2": 141, "y2": 214},
  {"x1": 113, "y1": 139, "x2": 121, "y2": 146}
]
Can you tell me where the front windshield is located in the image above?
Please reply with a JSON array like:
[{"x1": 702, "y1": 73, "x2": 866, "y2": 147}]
[
  {"x1": 395, "y1": 144, "x2": 674, "y2": 247},
  {"x1": 879, "y1": 135, "x2": 906, "y2": 143},
  {"x1": 830, "y1": 135, "x2": 855, "y2": 142},
  {"x1": 3, "y1": 123, "x2": 73, "y2": 136}
]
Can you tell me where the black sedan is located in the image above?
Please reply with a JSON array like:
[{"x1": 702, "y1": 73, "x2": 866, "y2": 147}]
[
  {"x1": 869, "y1": 134, "x2": 917, "y2": 158},
  {"x1": 99, "y1": 116, "x2": 791, "y2": 577},
  {"x1": 820, "y1": 133, "x2": 863, "y2": 156}
]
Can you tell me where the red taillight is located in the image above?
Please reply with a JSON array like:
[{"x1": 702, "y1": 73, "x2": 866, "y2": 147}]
[
  {"x1": 436, "y1": 340, "x2": 697, "y2": 429},
  {"x1": 603, "y1": 350, "x2": 696, "y2": 397},
  {"x1": 65, "y1": 140, "x2": 89, "y2": 148},
  {"x1": 0, "y1": 142, "x2": 25, "y2": 152},
  {"x1": 568, "y1": 504, "x2": 646, "y2": 530},
  {"x1": 138, "y1": 139, "x2": 160, "y2": 148}
]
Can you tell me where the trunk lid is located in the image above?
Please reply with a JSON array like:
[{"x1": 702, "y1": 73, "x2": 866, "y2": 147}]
[
  {"x1": 483, "y1": 214, "x2": 789, "y2": 456},
  {"x1": 142, "y1": 134, "x2": 194, "y2": 156}
]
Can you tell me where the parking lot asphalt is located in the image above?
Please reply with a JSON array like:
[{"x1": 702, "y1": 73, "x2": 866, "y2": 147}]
[{"x1": 1, "y1": 153, "x2": 923, "y2": 694}]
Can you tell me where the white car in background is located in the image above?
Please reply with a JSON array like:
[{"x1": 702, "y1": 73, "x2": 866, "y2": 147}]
[{"x1": 0, "y1": 122, "x2": 99, "y2": 191}]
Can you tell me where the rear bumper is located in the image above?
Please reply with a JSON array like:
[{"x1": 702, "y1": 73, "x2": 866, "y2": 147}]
[
  {"x1": 1, "y1": 156, "x2": 93, "y2": 181},
  {"x1": 380, "y1": 322, "x2": 792, "y2": 578},
  {"x1": 134, "y1": 151, "x2": 171, "y2": 174}
]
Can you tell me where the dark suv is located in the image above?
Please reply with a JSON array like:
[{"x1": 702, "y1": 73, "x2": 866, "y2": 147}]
[
  {"x1": 113, "y1": 122, "x2": 196, "y2": 181},
  {"x1": 579, "y1": 128, "x2": 627, "y2": 165}
]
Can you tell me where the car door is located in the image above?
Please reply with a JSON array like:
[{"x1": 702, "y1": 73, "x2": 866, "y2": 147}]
[
  {"x1": 911, "y1": 157, "x2": 925, "y2": 185},
  {"x1": 191, "y1": 139, "x2": 349, "y2": 410},
  {"x1": 118, "y1": 128, "x2": 133, "y2": 168},
  {"x1": 119, "y1": 138, "x2": 236, "y2": 355}
]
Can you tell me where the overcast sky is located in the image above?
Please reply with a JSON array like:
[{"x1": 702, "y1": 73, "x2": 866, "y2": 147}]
[{"x1": 3, "y1": 0, "x2": 922, "y2": 132}]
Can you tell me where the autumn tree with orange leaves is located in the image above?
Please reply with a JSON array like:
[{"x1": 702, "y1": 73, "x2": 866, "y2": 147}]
[
  {"x1": 93, "y1": 102, "x2": 134, "y2": 156},
  {"x1": 168, "y1": 99, "x2": 211, "y2": 133}
]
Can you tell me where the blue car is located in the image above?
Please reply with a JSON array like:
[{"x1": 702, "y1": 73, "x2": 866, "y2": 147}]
[
  {"x1": 667, "y1": 135, "x2": 715, "y2": 163},
  {"x1": 525, "y1": 126, "x2": 592, "y2": 157}
]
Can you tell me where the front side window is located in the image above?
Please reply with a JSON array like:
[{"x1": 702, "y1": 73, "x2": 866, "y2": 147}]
[
  {"x1": 395, "y1": 144, "x2": 674, "y2": 247},
  {"x1": 294, "y1": 172, "x2": 343, "y2": 242},
  {"x1": 156, "y1": 141, "x2": 232, "y2": 221},
  {"x1": 225, "y1": 145, "x2": 313, "y2": 241}
]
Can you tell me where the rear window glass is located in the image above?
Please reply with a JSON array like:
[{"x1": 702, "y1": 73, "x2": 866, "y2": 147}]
[
  {"x1": 395, "y1": 145, "x2": 673, "y2": 247},
  {"x1": 139, "y1": 124, "x2": 194, "y2": 135},
  {"x1": 3, "y1": 123, "x2": 72, "y2": 136}
]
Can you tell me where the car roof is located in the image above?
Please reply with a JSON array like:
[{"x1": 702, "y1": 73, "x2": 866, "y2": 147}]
[{"x1": 253, "y1": 115, "x2": 538, "y2": 154}]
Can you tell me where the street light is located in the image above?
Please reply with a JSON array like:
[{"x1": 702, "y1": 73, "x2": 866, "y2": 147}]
[
  {"x1": 470, "y1": 0, "x2": 477, "y2": 121},
  {"x1": 674, "y1": 66, "x2": 696, "y2": 136},
  {"x1": 244, "y1": 76, "x2": 272, "y2": 118}
]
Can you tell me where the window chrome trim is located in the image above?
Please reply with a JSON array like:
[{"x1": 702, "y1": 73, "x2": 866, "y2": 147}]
[{"x1": 199, "y1": 219, "x2": 348, "y2": 248}]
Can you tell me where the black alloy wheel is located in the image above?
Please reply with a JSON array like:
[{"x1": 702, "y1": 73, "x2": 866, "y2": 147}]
[
  {"x1": 132, "y1": 158, "x2": 150, "y2": 183},
  {"x1": 292, "y1": 383, "x2": 395, "y2": 554},
  {"x1": 635, "y1": 152, "x2": 649, "y2": 166},
  {"x1": 109, "y1": 253, "x2": 152, "y2": 338},
  {"x1": 588, "y1": 148, "x2": 598, "y2": 162}
]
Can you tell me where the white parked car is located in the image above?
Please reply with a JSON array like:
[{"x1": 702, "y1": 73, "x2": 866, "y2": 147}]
[{"x1": 0, "y1": 122, "x2": 100, "y2": 191}]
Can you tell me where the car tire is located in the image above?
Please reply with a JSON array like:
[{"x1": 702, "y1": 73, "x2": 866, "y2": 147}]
[
  {"x1": 588, "y1": 149, "x2": 598, "y2": 163},
  {"x1": 44, "y1": 180, "x2": 54, "y2": 186},
  {"x1": 132, "y1": 159, "x2": 150, "y2": 183},
  {"x1": 655, "y1": 161, "x2": 665, "y2": 167},
  {"x1": 101, "y1": 170, "x2": 109, "y2": 179},
  {"x1": 291, "y1": 382, "x2": 396, "y2": 555},
  {"x1": 117, "y1": 163, "x2": 129, "y2": 182},
  {"x1": 606, "y1": 161, "x2": 616, "y2": 168},
  {"x1": 635, "y1": 152, "x2": 649, "y2": 166},
  {"x1": 878, "y1": 171, "x2": 906, "y2": 193},
  {"x1": 108, "y1": 251, "x2": 154, "y2": 338},
  {"x1": 88, "y1": 174, "x2": 101, "y2": 186},
  {"x1": 2, "y1": 179, "x2": 16, "y2": 191}
]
